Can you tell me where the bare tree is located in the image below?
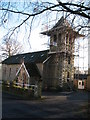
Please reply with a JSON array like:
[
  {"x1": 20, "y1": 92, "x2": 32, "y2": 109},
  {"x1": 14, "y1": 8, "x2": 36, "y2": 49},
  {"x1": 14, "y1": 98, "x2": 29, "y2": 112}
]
[
  {"x1": 0, "y1": 0, "x2": 89, "y2": 42},
  {"x1": 0, "y1": 38, "x2": 23, "y2": 59}
]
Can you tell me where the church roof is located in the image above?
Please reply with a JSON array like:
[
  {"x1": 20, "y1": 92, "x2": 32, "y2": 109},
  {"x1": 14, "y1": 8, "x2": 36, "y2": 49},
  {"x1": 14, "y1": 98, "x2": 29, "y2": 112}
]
[
  {"x1": 2, "y1": 50, "x2": 49, "y2": 65},
  {"x1": 52, "y1": 17, "x2": 71, "y2": 29},
  {"x1": 25, "y1": 63, "x2": 41, "y2": 77},
  {"x1": 41, "y1": 16, "x2": 84, "y2": 37}
]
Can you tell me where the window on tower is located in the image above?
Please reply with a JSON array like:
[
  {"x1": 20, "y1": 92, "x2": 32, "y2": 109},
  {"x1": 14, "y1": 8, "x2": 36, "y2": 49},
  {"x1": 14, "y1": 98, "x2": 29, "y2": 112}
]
[
  {"x1": 68, "y1": 56, "x2": 71, "y2": 64},
  {"x1": 69, "y1": 35, "x2": 72, "y2": 44},
  {"x1": 9, "y1": 68, "x2": 11, "y2": 77},
  {"x1": 67, "y1": 72, "x2": 70, "y2": 82},
  {"x1": 53, "y1": 35, "x2": 57, "y2": 46},
  {"x1": 66, "y1": 34, "x2": 68, "y2": 41},
  {"x1": 58, "y1": 33, "x2": 61, "y2": 40}
]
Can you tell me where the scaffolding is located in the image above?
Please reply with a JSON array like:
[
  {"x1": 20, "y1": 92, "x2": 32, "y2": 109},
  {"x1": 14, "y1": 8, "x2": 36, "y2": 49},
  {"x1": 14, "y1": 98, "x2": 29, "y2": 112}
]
[{"x1": 42, "y1": 16, "x2": 87, "y2": 90}]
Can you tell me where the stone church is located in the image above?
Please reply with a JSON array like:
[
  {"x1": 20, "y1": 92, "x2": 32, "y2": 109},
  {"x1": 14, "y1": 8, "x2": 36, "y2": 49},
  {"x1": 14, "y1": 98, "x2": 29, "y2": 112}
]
[{"x1": 2, "y1": 17, "x2": 83, "y2": 90}]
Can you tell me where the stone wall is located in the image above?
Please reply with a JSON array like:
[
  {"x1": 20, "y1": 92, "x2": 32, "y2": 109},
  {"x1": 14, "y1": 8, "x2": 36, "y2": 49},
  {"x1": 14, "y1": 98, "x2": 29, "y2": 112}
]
[
  {"x1": 43, "y1": 55, "x2": 57, "y2": 89},
  {"x1": 36, "y1": 63, "x2": 43, "y2": 76},
  {"x1": 2, "y1": 64, "x2": 21, "y2": 81}
]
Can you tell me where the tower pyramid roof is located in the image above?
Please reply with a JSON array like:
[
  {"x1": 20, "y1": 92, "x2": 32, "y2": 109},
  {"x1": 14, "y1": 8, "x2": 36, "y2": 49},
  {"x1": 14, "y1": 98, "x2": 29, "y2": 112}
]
[{"x1": 41, "y1": 16, "x2": 84, "y2": 38}]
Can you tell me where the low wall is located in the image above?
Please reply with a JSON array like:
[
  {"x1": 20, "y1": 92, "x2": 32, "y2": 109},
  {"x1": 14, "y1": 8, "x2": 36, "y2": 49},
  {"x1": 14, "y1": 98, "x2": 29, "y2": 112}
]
[
  {"x1": 2, "y1": 80, "x2": 42, "y2": 99},
  {"x1": 2, "y1": 85, "x2": 34, "y2": 99}
]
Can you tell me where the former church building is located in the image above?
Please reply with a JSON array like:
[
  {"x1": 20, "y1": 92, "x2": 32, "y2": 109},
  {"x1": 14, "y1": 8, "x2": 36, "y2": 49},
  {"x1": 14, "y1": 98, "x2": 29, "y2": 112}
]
[{"x1": 2, "y1": 17, "x2": 83, "y2": 91}]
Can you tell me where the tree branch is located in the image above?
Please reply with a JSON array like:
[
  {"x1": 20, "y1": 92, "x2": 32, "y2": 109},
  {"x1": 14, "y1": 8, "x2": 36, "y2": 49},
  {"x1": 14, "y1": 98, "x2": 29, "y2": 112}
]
[
  {"x1": 0, "y1": 2, "x2": 90, "y2": 19},
  {"x1": 8, "y1": 15, "x2": 30, "y2": 39},
  {"x1": 58, "y1": 1, "x2": 90, "y2": 19},
  {"x1": 0, "y1": 1, "x2": 89, "y2": 40}
]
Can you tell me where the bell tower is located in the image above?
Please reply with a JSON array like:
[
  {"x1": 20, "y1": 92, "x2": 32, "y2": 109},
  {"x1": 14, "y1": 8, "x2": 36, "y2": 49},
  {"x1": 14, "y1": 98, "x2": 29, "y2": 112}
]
[{"x1": 42, "y1": 17, "x2": 84, "y2": 90}]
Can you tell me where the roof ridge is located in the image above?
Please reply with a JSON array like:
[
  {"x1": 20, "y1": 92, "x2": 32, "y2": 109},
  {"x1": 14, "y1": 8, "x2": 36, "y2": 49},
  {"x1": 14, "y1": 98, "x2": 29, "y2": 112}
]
[
  {"x1": 10, "y1": 49, "x2": 49, "y2": 57},
  {"x1": 2, "y1": 49, "x2": 49, "y2": 64},
  {"x1": 52, "y1": 16, "x2": 71, "y2": 29}
]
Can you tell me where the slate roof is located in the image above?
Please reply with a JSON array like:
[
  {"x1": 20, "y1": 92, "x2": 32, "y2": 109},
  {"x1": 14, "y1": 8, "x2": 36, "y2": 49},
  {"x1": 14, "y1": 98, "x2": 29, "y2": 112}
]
[
  {"x1": 41, "y1": 16, "x2": 84, "y2": 37},
  {"x1": 52, "y1": 17, "x2": 71, "y2": 29},
  {"x1": 25, "y1": 63, "x2": 41, "y2": 77},
  {"x1": 2, "y1": 50, "x2": 49, "y2": 65}
]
